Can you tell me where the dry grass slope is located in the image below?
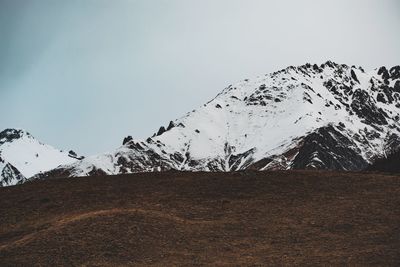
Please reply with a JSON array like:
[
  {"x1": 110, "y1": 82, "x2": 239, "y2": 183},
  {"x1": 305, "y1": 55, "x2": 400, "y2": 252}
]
[{"x1": 0, "y1": 171, "x2": 400, "y2": 266}]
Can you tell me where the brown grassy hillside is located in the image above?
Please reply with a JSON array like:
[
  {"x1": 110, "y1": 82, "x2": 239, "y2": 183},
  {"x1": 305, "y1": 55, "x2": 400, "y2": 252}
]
[{"x1": 0, "y1": 171, "x2": 400, "y2": 266}]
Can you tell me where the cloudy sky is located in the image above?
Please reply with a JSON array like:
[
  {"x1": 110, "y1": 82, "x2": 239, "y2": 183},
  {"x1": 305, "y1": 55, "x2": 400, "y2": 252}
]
[{"x1": 1, "y1": 0, "x2": 399, "y2": 154}]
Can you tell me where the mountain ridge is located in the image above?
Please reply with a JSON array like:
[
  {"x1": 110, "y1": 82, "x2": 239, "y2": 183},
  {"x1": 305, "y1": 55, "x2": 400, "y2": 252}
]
[{"x1": 33, "y1": 61, "x2": 400, "y2": 181}]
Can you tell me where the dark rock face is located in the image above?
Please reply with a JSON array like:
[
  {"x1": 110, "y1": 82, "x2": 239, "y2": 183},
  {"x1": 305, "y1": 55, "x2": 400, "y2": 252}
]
[
  {"x1": 169, "y1": 152, "x2": 184, "y2": 164},
  {"x1": 229, "y1": 148, "x2": 256, "y2": 170},
  {"x1": 390, "y1": 66, "x2": 400, "y2": 80},
  {"x1": 379, "y1": 84, "x2": 395, "y2": 104},
  {"x1": 394, "y1": 81, "x2": 400, "y2": 93},
  {"x1": 351, "y1": 89, "x2": 388, "y2": 125},
  {"x1": 119, "y1": 148, "x2": 176, "y2": 173},
  {"x1": 126, "y1": 141, "x2": 144, "y2": 150},
  {"x1": 247, "y1": 158, "x2": 273, "y2": 171},
  {"x1": 68, "y1": 150, "x2": 84, "y2": 160},
  {"x1": 166, "y1": 121, "x2": 175, "y2": 131},
  {"x1": 156, "y1": 127, "x2": 166, "y2": 136},
  {"x1": 377, "y1": 93, "x2": 387, "y2": 103},
  {"x1": 350, "y1": 69, "x2": 360, "y2": 83},
  {"x1": 378, "y1": 66, "x2": 390, "y2": 81},
  {"x1": 0, "y1": 129, "x2": 29, "y2": 145},
  {"x1": 383, "y1": 134, "x2": 400, "y2": 156},
  {"x1": 291, "y1": 126, "x2": 368, "y2": 170},
  {"x1": 122, "y1": 136, "x2": 133, "y2": 145},
  {"x1": 0, "y1": 157, "x2": 26, "y2": 187},
  {"x1": 368, "y1": 150, "x2": 400, "y2": 173}
]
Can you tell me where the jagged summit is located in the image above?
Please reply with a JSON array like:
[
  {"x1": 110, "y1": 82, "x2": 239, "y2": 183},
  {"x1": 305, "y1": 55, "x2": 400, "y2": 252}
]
[
  {"x1": 0, "y1": 128, "x2": 32, "y2": 144},
  {"x1": 36, "y1": 61, "x2": 400, "y2": 180}
]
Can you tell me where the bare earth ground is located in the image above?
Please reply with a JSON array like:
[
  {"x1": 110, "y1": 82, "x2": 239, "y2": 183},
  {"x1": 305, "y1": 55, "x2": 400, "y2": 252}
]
[{"x1": 0, "y1": 170, "x2": 399, "y2": 266}]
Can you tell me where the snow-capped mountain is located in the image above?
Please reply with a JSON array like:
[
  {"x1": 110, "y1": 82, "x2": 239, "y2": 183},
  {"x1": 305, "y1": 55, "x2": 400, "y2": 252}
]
[
  {"x1": 39, "y1": 61, "x2": 400, "y2": 179},
  {"x1": 0, "y1": 129, "x2": 82, "y2": 186}
]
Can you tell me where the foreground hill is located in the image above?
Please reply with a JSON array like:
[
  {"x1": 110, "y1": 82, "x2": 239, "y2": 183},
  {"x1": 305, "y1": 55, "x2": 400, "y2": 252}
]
[
  {"x1": 42, "y1": 62, "x2": 400, "y2": 179},
  {"x1": 1, "y1": 171, "x2": 399, "y2": 265}
]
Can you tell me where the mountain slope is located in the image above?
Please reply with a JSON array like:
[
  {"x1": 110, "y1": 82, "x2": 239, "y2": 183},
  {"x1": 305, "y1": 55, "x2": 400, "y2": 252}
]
[
  {"x1": 0, "y1": 129, "x2": 82, "y2": 186},
  {"x1": 40, "y1": 62, "x2": 400, "y2": 178}
]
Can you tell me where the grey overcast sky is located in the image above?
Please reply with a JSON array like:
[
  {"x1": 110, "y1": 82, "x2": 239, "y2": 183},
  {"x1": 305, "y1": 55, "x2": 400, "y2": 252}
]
[{"x1": 0, "y1": 0, "x2": 399, "y2": 154}]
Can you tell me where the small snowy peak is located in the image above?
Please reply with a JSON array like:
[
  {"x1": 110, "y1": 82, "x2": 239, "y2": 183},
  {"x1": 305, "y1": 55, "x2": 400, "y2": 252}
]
[
  {"x1": 39, "y1": 62, "x2": 400, "y2": 178},
  {"x1": 0, "y1": 129, "x2": 83, "y2": 186}
]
